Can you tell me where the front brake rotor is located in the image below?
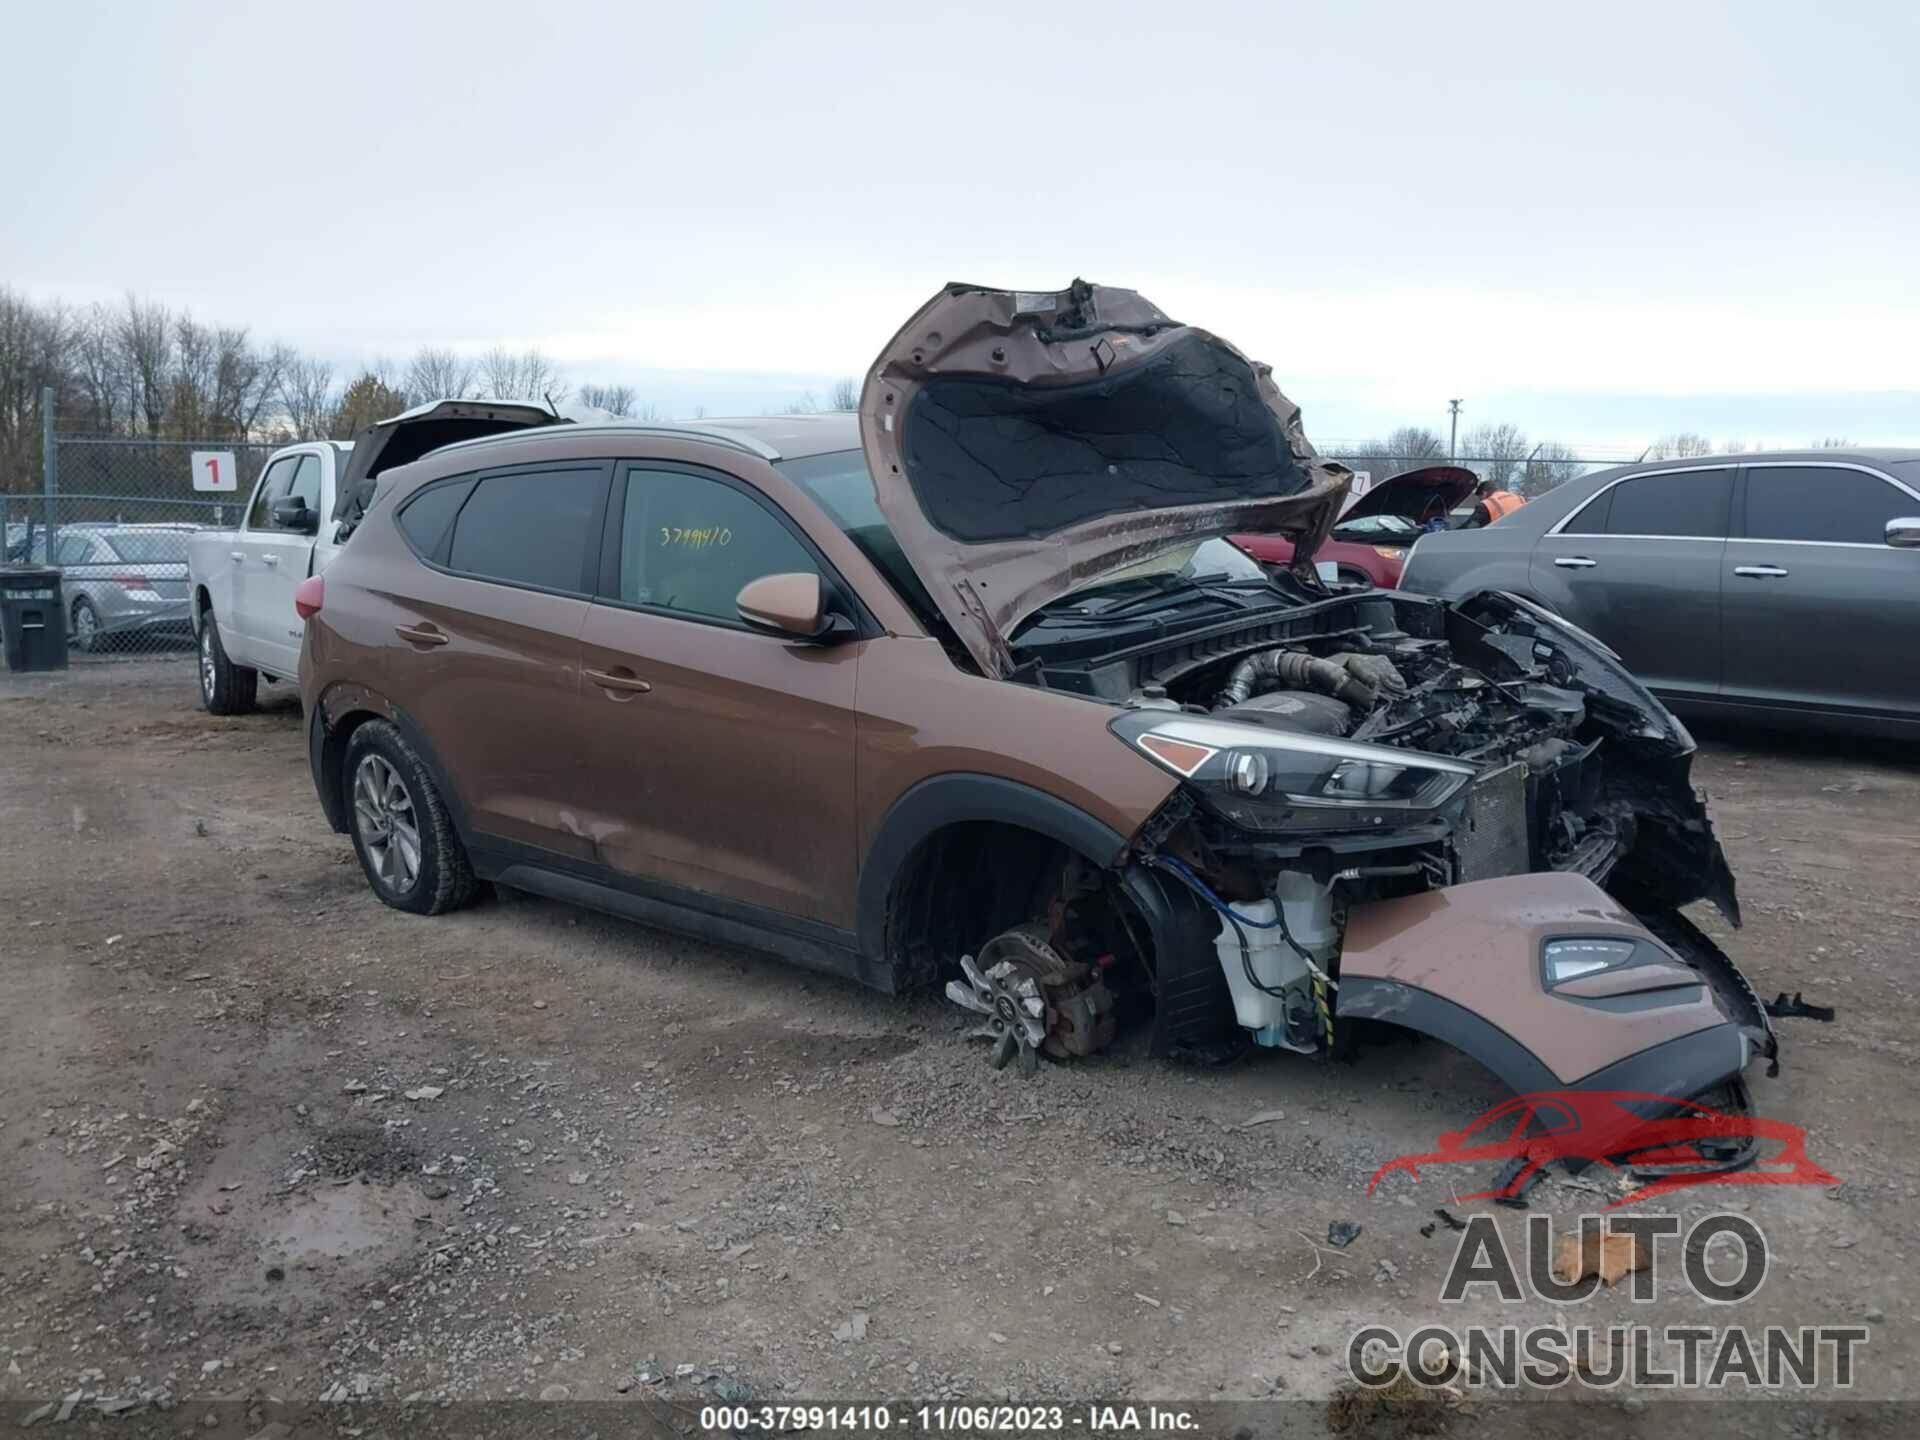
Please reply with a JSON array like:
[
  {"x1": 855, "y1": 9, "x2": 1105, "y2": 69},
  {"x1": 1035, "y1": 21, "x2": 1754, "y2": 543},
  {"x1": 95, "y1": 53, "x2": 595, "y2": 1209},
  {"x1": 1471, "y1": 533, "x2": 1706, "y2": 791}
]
[{"x1": 944, "y1": 925, "x2": 1067, "y2": 1077}]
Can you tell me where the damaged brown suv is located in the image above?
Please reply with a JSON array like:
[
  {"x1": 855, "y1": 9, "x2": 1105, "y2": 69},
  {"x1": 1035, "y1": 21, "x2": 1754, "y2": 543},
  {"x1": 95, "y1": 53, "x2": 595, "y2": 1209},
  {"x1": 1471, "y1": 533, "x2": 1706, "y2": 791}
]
[{"x1": 300, "y1": 281, "x2": 1776, "y2": 1125}]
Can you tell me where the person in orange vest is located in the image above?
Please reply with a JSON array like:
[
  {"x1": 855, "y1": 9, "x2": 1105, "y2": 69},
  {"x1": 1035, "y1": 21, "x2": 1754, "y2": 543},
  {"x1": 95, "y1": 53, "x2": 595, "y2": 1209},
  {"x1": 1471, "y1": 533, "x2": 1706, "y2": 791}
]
[{"x1": 1468, "y1": 478, "x2": 1525, "y2": 527}]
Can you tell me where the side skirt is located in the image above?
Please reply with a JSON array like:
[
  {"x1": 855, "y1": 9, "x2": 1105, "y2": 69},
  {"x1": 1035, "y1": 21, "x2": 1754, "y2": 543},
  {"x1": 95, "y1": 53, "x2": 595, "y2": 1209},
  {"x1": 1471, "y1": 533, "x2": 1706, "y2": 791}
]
[{"x1": 468, "y1": 839, "x2": 882, "y2": 991}]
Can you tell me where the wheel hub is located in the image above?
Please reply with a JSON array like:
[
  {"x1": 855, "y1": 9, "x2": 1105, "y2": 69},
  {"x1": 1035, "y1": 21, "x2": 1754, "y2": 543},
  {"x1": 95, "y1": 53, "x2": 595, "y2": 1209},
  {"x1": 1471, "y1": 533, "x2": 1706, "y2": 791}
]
[{"x1": 945, "y1": 924, "x2": 1116, "y2": 1076}]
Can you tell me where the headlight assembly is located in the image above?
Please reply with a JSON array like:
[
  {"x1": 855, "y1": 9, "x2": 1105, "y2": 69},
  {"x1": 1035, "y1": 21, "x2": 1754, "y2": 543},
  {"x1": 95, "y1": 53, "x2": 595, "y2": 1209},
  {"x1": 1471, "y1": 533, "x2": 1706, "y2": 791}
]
[{"x1": 1110, "y1": 711, "x2": 1474, "y2": 831}]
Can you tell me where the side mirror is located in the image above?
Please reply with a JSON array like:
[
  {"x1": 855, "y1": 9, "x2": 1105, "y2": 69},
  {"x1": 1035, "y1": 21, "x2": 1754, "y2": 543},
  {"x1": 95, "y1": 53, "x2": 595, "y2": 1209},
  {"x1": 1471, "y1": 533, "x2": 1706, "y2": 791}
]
[
  {"x1": 736, "y1": 572, "x2": 853, "y2": 643},
  {"x1": 271, "y1": 496, "x2": 318, "y2": 534},
  {"x1": 1887, "y1": 517, "x2": 1920, "y2": 549}
]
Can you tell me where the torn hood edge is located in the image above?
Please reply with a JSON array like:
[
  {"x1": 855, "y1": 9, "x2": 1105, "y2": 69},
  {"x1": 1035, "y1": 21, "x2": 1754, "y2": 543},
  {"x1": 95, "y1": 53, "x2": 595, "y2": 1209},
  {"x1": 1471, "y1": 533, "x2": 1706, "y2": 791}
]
[
  {"x1": 858, "y1": 280, "x2": 1350, "y2": 678},
  {"x1": 330, "y1": 397, "x2": 564, "y2": 528}
]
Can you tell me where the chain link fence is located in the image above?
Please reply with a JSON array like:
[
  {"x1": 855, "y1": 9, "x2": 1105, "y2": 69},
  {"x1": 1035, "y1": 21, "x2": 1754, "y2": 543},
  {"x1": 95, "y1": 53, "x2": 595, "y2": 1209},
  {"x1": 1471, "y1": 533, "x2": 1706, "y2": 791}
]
[
  {"x1": 5, "y1": 434, "x2": 279, "y2": 658},
  {"x1": 4, "y1": 427, "x2": 1643, "y2": 662}
]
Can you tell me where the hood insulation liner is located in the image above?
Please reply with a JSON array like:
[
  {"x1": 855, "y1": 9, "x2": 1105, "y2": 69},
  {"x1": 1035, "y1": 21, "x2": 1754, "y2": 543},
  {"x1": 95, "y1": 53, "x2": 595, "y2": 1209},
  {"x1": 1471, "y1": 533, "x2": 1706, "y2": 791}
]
[{"x1": 899, "y1": 331, "x2": 1312, "y2": 544}]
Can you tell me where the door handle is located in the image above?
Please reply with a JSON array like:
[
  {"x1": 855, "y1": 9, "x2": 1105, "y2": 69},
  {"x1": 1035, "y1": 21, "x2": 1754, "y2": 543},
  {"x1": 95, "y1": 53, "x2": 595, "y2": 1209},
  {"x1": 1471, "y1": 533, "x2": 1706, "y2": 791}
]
[
  {"x1": 1552, "y1": 556, "x2": 1597, "y2": 569},
  {"x1": 586, "y1": 667, "x2": 653, "y2": 696},
  {"x1": 261, "y1": 553, "x2": 280, "y2": 566},
  {"x1": 1733, "y1": 565, "x2": 1789, "y2": 579},
  {"x1": 394, "y1": 624, "x2": 450, "y2": 648}
]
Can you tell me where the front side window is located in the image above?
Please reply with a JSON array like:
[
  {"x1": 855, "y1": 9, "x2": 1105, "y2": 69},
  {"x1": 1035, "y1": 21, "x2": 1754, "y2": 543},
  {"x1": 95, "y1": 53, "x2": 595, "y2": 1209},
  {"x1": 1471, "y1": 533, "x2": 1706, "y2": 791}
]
[
  {"x1": 1599, "y1": 469, "x2": 1730, "y2": 539},
  {"x1": 247, "y1": 457, "x2": 298, "y2": 530},
  {"x1": 281, "y1": 455, "x2": 323, "y2": 521},
  {"x1": 445, "y1": 468, "x2": 605, "y2": 593},
  {"x1": 1744, "y1": 466, "x2": 1913, "y2": 545},
  {"x1": 617, "y1": 467, "x2": 818, "y2": 624}
]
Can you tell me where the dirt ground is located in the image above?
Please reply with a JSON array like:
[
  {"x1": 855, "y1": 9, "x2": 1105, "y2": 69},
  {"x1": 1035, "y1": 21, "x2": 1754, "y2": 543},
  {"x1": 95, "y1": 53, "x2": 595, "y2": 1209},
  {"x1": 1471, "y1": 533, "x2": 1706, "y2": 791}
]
[{"x1": 2, "y1": 658, "x2": 1915, "y2": 1433}]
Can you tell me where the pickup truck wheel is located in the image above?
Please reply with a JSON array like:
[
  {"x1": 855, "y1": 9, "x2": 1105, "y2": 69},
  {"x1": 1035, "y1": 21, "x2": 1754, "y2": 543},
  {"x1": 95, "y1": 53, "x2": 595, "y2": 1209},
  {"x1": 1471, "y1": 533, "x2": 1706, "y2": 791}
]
[
  {"x1": 198, "y1": 615, "x2": 257, "y2": 715},
  {"x1": 344, "y1": 721, "x2": 478, "y2": 915}
]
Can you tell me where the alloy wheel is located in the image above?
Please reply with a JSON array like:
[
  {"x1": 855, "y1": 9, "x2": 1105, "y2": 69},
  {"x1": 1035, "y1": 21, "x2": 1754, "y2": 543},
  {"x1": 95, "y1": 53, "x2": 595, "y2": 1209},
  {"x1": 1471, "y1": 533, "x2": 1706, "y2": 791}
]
[
  {"x1": 72, "y1": 600, "x2": 97, "y2": 650},
  {"x1": 352, "y1": 753, "x2": 422, "y2": 893}
]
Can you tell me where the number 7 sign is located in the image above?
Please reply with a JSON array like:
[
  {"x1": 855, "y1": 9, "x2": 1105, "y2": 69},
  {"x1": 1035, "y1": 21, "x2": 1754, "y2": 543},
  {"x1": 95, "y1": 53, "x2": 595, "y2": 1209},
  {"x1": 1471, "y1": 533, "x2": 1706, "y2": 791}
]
[{"x1": 192, "y1": 450, "x2": 238, "y2": 493}]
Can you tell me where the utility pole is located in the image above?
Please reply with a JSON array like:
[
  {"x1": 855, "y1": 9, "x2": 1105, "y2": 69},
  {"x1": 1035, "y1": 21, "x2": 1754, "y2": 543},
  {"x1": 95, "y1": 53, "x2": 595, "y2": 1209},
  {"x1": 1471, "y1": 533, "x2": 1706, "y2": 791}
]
[{"x1": 1447, "y1": 399, "x2": 1463, "y2": 460}]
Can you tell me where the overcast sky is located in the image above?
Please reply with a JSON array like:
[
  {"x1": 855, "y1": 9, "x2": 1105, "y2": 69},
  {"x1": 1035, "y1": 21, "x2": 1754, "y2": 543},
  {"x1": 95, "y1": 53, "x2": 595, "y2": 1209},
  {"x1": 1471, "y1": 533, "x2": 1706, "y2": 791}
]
[{"x1": 4, "y1": 0, "x2": 1916, "y2": 449}]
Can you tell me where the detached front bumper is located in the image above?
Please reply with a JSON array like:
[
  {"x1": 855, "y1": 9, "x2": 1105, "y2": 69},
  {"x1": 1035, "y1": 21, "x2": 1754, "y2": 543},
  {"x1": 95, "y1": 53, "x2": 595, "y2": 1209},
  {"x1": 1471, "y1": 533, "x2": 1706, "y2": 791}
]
[{"x1": 1335, "y1": 872, "x2": 1774, "y2": 1100}]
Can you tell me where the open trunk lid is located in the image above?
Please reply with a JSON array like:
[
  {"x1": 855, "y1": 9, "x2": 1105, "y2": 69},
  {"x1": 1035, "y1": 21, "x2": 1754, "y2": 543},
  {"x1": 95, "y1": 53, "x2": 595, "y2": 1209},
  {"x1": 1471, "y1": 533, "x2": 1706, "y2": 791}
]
[
  {"x1": 331, "y1": 398, "x2": 563, "y2": 534},
  {"x1": 1339, "y1": 463, "x2": 1478, "y2": 525},
  {"x1": 858, "y1": 281, "x2": 1350, "y2": 677}
]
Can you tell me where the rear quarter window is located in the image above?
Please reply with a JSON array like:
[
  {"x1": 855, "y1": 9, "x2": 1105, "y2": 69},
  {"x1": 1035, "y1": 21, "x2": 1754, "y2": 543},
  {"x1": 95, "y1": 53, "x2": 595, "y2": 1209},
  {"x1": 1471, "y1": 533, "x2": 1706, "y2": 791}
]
[{"x1": 395, "y1": 478, "x2": 477, "y2": 561}]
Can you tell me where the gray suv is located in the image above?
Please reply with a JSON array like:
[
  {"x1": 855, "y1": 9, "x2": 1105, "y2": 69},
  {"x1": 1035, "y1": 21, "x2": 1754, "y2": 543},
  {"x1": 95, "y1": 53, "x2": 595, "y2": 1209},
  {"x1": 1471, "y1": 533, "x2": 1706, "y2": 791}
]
[{"x1": 1398, "y1": 450, "x2": 1920, "y2": 738}]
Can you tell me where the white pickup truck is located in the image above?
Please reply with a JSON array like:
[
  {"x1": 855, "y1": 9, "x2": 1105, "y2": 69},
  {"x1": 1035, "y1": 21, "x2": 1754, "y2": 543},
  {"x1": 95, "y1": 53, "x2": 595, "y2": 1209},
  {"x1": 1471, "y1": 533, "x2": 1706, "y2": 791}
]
[{"x1": 188, "y1": 399, "x2": 556, "y2": 712}]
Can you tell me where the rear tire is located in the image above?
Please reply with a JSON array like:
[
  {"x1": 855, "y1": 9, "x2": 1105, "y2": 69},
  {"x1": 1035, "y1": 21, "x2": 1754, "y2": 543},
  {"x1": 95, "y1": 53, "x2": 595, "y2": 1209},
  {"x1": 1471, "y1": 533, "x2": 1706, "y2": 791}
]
[
  {"x1": 343, "y1": 720, "x2": 478, "y2": 916},
  {"x1": 70, "y1": 596, "x2": 101, "y2": 653},
  {"x1": 198, "y1": 614, "x2": 257, "y2": 715}
]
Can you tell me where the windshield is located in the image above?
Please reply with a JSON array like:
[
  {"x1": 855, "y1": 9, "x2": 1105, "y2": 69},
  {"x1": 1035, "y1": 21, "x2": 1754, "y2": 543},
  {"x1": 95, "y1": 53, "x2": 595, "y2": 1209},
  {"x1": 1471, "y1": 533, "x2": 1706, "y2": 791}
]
[
  {"x1": 1332, "y1": 513, "x2": 1419, "y2": 540},
  {"x1": 777, "y1": 449, "x2": 944, "y2": 631}
]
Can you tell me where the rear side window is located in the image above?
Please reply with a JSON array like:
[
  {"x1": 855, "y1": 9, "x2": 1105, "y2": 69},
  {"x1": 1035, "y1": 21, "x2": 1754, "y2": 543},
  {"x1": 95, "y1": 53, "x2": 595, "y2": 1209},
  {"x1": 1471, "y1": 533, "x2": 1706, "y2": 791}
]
[
  {"x1": 1599, "y1": 469, "x2": 1730, "y2": 539},
  {"x1": 105, "y1": 534, "x2": 188, "y2": 564},
  {"x1": 446, "y1": 468, "x2": 606, "y2": 593},
  {"x1": 615, "y1": 467, "x2": 818, "y2": 623},
  {"x1": 396, "y1": 479, "x2": 476, "y2": 560},
  {"x1": 1560, "y1": 484, "x2": 1613, "y2": 535},
  {"x1": 1743, "y1": 466, "x2": 1913, "y2": 545}
]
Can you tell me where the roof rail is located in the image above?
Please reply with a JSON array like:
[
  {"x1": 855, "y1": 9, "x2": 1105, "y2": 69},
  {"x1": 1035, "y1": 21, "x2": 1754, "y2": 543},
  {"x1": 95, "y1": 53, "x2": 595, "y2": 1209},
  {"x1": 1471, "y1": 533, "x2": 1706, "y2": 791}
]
[{"x1": 429, "y1": 421, "x2": 783, "y2": 463}]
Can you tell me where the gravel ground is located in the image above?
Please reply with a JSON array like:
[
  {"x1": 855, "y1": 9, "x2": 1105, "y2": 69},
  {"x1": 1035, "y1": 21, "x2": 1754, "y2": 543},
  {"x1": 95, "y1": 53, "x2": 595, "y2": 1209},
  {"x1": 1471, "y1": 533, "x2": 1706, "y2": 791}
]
[{"x1": 1, "y1": 659, "x2": 1915, "y2": 1435}]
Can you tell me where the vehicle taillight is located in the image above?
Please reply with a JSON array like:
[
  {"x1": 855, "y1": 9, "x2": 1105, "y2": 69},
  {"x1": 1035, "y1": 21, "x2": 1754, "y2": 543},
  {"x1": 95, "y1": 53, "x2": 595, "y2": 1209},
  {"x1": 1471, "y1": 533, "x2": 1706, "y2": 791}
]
[
  {"x1": 294, "y1": 574, "x2": 325, "y2": 620},
  {"x1": 113, "y1": 571, "x2": 149, "y2": 589}
]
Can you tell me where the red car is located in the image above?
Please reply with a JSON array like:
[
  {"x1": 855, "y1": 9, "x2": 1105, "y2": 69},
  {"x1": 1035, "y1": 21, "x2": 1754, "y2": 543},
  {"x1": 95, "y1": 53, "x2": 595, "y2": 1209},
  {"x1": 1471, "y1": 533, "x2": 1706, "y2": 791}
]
[
  {"x1": 1366, "y1": 1089, "x2": 1836, "y2": 1207},
  {"x1": 1232, "y1": 464, "x2": 1477, "y2": 587}
]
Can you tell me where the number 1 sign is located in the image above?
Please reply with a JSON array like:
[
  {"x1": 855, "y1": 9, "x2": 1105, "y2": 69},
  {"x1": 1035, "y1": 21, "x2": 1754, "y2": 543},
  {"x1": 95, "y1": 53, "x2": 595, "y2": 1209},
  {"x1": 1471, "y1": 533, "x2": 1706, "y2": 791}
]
[{"x1": 192, "y1": 451, "x2": 239, "y2": 493}]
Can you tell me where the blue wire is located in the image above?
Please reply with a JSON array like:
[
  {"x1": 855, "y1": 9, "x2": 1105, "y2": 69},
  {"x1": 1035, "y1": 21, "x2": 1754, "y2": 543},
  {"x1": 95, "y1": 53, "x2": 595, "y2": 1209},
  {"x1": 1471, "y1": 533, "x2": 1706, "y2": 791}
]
[{"x1": 1151, "y1": 855, "x2": 1282, "y2": 929}]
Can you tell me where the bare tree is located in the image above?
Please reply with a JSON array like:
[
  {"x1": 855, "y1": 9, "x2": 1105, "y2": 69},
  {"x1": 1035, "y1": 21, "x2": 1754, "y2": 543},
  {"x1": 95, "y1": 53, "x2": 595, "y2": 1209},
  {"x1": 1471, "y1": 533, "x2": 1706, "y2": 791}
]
[
  {"x1": 480, "y1": 346, "x2": 566, "y2": 405},
  {"x1": 404, "y1": 346, "x2": 478, "y2": 404},
  {"x1": 0, "y1": 287, "x2": 72, "y2": 495},
  {"x1": 1812, "y1": 435, "x2": 1853, "y2": 449},
  {"x1": 1460, "y1": 422, "x2": 1530, "y2": 487},
  {"x1": 1646, "y1": 432, "x2": 1715, "y2": 460},
  {"x1": 781, "y1": 392, "x2": 820, "y2": 416},
  {"x1": 1520, "y1": 441, "x2": 1583, "y2": 496},
  {"x1": 117, "y1": 294, "x2": 172, "y2": 437},
  {"x1": 577, "y1": 383, "x2": 638, "y2": 417},
  {"x1": 827, "y1": 377, "x2": 859, "y2": 411},
  {"x1": 69, "y1": 303, "x2": 126, "y2": 433},
  {"x1": 279, "y1": 355, "x2": 339, "y2": 440}
]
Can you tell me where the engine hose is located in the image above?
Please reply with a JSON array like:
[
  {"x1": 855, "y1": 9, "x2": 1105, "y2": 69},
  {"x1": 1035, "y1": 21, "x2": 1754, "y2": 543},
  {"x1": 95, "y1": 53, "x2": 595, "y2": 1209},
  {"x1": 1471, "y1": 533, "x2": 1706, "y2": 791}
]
[
  {"x1": 1150, "y1": 854, "x2": 1334, "y2": 989},
  {"x1": 1216, "y1": 648, "x2": 1380, "y2": 710}
]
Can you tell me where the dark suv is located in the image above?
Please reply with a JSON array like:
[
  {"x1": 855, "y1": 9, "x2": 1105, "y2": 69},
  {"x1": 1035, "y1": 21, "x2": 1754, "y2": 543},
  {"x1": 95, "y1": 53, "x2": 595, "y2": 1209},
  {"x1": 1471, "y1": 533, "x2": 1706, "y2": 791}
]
[{"x1": 298, "y1": 280, "x2": 1777, "y2": 1111}]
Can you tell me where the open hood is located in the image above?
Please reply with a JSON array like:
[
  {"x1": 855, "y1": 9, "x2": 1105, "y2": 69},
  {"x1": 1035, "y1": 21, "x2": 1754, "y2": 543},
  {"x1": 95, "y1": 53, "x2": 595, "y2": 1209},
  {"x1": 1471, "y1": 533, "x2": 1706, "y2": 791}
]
[
  {"x1": 332, "y1": 398, "x2": 563, "y2": 533},
  {"x1": 1338, "y1": 464, "x2": 1478, "y2": 526},
  {"x1": 859, "y1": 281, "x2": 1350, "y2": 677}
]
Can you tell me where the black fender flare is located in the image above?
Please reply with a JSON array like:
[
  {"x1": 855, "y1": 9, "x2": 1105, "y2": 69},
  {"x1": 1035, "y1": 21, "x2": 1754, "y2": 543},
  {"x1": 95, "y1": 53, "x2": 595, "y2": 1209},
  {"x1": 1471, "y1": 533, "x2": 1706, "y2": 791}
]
[
  {"x1": 309, "y1": 685, "x2": 471, "y2": 840},
  {"x1": 854, "y1": 774, "x2": 1128, "y2": 962},
  {"x1": 1337, "y1": 977, "x2": 1560, "y2": 1097}
]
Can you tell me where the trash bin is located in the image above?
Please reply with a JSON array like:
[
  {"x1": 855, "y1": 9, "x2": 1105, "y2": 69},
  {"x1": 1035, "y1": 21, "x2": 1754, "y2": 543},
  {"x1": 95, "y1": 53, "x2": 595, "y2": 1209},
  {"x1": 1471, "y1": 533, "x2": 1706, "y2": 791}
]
[{"x1": 1, "y1": 567, "x2": 68, "y2": 673}]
